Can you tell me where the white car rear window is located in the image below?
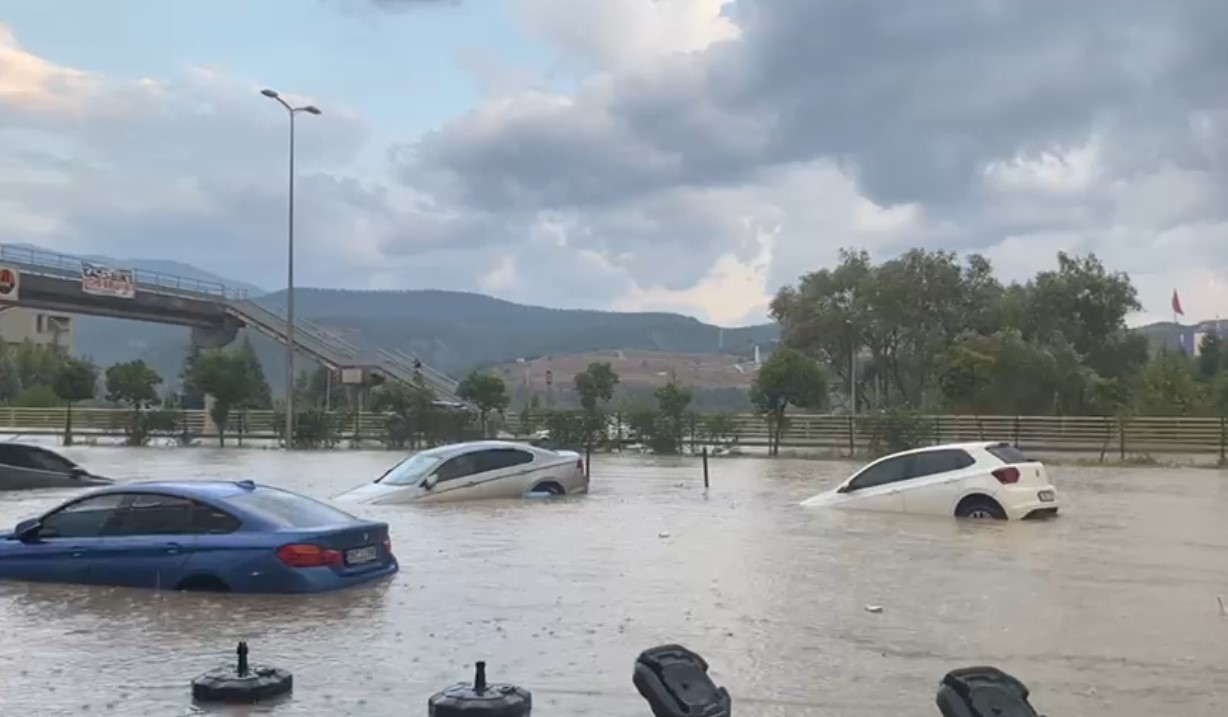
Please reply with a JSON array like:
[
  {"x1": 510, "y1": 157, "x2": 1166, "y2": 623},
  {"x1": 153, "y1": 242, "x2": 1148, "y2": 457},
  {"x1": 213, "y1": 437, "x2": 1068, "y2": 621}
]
[{"x1": 986, "y1": 444, "x2": 1034, "y2": 464}]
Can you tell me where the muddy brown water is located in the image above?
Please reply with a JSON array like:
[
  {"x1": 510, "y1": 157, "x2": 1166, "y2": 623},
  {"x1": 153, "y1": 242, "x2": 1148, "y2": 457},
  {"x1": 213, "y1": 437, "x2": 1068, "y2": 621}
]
[{"x1": 1, "y1": 448, "x2": 1227, "y2": 716}]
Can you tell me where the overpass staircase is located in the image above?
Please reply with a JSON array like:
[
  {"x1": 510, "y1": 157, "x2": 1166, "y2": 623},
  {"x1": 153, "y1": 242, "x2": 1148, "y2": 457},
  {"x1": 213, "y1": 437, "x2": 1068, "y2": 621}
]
[
  {"x1": 0, "y1": 244, "x2": 470, "y2": 408},
  {"x1": 227, "y1": 300, "x2": 466, "y2": 404}
]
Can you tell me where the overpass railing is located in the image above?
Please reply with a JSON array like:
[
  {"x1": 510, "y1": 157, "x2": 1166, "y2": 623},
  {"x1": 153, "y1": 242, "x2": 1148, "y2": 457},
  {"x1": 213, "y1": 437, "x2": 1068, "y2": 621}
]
[
  {"x1": 371, "y1": 348, "x2": 469, "y2": 406},
  {"x1": 227, "y1": 299, "x2": 361, "y2": 369},
  {"x1": 0, "y1": 244, "x2": 249, "y2": 300}
]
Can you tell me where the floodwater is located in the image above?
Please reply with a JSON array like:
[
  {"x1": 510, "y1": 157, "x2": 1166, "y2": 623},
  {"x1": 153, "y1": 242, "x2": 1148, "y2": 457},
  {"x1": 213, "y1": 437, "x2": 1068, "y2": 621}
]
[{"x1": 2, "y1": 450, "x2": 1228, "y2": 716}]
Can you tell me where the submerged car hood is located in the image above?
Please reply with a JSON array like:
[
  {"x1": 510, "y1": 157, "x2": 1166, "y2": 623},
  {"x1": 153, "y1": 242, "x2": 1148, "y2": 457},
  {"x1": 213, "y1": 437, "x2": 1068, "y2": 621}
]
[
  {"x1": 334, "y1": 482, "x2": 407, "y2": 505},
  {"x1": 799, "y1": 487, "x2": 844, "y2": 507}
]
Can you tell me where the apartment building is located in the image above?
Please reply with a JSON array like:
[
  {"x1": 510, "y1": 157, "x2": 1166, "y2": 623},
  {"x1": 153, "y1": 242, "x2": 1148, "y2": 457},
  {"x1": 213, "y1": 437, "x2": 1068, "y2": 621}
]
[{"x1": 0, "y1": 307, "x2": 74, "y2": 352}]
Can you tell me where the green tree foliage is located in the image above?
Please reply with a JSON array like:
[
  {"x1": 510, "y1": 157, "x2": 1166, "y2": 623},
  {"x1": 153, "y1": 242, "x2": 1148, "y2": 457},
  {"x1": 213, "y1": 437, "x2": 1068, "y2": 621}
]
[
  {"x1": 573, "y1": 362, "x2": 621, "y2": 448},
  {"x1": 457, "y1": 371, "x2": 509, "y2": 436},
  {"x1": 774, "y1": 248, "x2": 1161, "y2": 416},
  {"x1": 1136, "y1": 351, "x2": 1206, "y2": 417},
  {"x1": 573, "y1": 362, "x2": 620, "y2": 411},
  {"x1": 236, "y1": 337, "x2": 273, "y2": 409},
  {"x1": 652, "y1": 379, "x2": 694, "y2": 454},
  {"x1": 750, "y1": 348, "x2": 826, "y2": 455},
  {"x1": 106, "y1": 360, "x2": 162, "y2": 408},
  {"x1": 104, "y1": 360, "x2": 167, "y2": 445},
  {"x1": 372, "y1": 377, "x2": 441, "y2": 449},
  {"x1": 52, "y1": 357, "x2": 98, "y2": 446},
  {"x1": 296, "y1": 366, "x2": 346, "y2": 410},
  {"x1": 1198, "y1": 332, "x2": 1225, "y2": 381},
  {"x1": 179, "y1": 343, "x2": 205, "y2": 410},
  {"x1": 191, "y1": 347, "x2": 272, "y2": 446}
]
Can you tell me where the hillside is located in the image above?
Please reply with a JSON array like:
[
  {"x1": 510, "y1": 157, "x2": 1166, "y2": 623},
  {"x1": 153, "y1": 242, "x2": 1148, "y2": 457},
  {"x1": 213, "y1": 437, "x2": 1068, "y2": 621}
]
[
  {"x1": 489, "y1": 349, "x2": 759, "y2": 410},
  {"x1": 68, "y1": 284, "x2": 777, "y2": 395}
]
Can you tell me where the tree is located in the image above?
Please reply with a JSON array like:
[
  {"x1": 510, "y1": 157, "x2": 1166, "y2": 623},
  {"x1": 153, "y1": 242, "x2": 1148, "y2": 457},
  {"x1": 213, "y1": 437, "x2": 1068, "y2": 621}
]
[
  {"x1": 574, "y1": 362, "x2": 620, "y2": 411},
  {"x1": 192, "y1": 351, "x2": 261, "y2": 446},
  {"x1": 372, "y1": 378, "x2": 436, "y2": 449},
  {"x1": 1198, "y1": 332, "x2": 1224, "y2": 381},
  {"x1": 653, "y1": 379, "x2": 693, "y2": 454},
  {"x1": 236, "y1": 336, "x2": 273, "y2": 409},
  {"x1": 773, "y1": 248, "x2": 1154, "y2": 416},
  {"x1": 457, "y1": 371, "x2": 509, "y2": 436},
  {"x1": 573, "y1": 362, "x2": 620, "y2": 448},
  {"x1": 773, "y1": 248, "x2": 1002, "y2": 409},
  {"x1": 179, "y1": 343, "x2": 205, "y2": 410},
  {"x1": 106, "y1": 360, "x2": 163, "y2": 408},
  {"x1": 750, "y1": 348, "x2": 826, "y2": 455},
  {"x1": 518, "y1": 393, "x2": 542, "y2": 437},
  {"x1": 105, "y1": 360, "x2": 165, "y2": 446},
  {"x1": 1137, "y1": 350, "x2": 1205, "y2": 416},
  {"x1": 296, "y1": 366, "x2": 345, "y2": 410},
  {"x1": 53, "y1": 357, "x2": 98, "y2": 446}
]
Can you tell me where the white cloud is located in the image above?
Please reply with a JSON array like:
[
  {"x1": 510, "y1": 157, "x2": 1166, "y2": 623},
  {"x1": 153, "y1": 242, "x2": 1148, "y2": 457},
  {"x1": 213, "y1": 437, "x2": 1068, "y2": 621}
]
[
  {"x1": 517, "y1": 0, "x2": 739, "y2": 72},
  {"x1": 5, "y1": 1, "x2": 1228, "y2": 328}
]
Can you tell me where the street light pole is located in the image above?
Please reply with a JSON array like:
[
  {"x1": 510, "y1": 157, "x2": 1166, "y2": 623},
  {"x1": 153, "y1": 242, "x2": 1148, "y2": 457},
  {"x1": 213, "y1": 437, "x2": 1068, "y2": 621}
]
[{"x1": 261, "y1": 89, "x2": 321, "y2": 450}]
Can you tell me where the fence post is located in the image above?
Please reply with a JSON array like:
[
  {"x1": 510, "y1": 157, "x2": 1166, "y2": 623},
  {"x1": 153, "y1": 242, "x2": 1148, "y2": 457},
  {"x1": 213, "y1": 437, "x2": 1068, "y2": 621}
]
[
  {"x1": 702, "y1": 446, "x2": 710, "y2": 489},
  {"x1": 1220, "y1": 416, "x2": 1225, "y2": 465},
  {"x1": 1118, "y1": 414, "x2": 1126, "y2": 461},
  {"x1": 1013, "y1": 415, "x2": 1021, "y2": 447},
  {"x1": 847, "y1": 414, "x2": 855, "y2": 456}
]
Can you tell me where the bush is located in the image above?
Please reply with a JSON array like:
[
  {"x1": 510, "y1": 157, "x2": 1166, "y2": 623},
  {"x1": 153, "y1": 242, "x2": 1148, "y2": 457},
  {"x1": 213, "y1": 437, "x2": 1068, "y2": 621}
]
[
  {"x1": 273, "y1": 408, "x2": 346, "y2": 449},
  {"x1": 860, "y1": 408, "x2": 930, "y2": 456},
  {"x1": 116, "y1": 408, "x2": 178, "y2": 446}
]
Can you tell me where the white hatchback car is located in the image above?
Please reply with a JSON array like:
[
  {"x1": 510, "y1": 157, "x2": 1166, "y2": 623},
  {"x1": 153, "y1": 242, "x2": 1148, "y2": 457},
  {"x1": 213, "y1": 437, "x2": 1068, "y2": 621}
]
[
  {"x1": 801, "y1": 441, "x2": 1059, "y2": 520},
  {"x1": 335, "y1": 440, "x2": 589, "y2": 505}
]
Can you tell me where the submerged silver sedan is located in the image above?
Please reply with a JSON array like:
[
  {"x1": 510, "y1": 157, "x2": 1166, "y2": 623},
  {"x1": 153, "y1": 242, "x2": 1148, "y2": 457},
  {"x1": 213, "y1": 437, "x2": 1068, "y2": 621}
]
[{"x1": 334, "y1": 440, "x2": 589, "y2": 505}]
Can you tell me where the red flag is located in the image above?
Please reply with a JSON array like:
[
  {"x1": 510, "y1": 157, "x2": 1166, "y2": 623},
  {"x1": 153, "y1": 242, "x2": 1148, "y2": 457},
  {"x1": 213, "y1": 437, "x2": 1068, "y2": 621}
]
[{"x1": 1171, "y1": 290, "x2": 1184, "y2": 317}]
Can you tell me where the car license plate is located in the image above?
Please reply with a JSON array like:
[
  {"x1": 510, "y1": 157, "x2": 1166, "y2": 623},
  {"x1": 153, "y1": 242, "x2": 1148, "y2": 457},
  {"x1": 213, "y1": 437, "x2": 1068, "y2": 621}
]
[
  {"x1": 345, "y1": 546, "x2": 378, "y2": 565},
  {"x1": 1037, "y1": 490, "x2": 1055, "y2": 502}
]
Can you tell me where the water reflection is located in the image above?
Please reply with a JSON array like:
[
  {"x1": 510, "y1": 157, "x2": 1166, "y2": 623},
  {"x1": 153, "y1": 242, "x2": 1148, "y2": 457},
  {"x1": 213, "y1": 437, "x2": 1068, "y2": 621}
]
[{"x1": 0, "y1": 449, "x2": 1226, "y2": 715}]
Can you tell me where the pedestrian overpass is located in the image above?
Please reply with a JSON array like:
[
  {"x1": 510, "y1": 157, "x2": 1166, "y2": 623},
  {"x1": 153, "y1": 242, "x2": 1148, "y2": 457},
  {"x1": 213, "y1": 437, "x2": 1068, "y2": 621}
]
[{"x1": 0, "y1": 244, "x2": 469, "y2": 407}]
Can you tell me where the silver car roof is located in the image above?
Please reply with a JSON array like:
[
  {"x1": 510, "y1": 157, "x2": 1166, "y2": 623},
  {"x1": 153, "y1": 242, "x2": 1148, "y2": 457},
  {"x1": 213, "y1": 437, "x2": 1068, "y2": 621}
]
[{"x1": 412, "y1": 440, "x2": 553, "y2": 461}]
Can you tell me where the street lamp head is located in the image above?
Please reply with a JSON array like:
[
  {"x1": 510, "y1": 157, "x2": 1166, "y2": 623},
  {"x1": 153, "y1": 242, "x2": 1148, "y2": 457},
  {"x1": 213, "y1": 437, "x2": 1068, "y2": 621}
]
[
  {"x1": 260, "y1": 88, "x2": 280, "y2": 99},
  {"x1": 303, "y1": 105, "x2": 322, "y2": 116}
]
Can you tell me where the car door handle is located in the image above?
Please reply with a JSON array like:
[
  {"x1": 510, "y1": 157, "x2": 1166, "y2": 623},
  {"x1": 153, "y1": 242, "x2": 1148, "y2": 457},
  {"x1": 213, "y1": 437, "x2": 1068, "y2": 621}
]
[
  {"x1": 165, "y1": 543, "x2": 181, "y2": 555},
  {"x1": 70, "y1": 547, "x2": 88, "y2": 558}
]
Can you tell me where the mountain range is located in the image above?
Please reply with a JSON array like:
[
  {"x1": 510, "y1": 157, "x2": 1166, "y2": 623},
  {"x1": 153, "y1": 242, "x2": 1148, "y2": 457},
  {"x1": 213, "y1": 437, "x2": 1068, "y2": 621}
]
[{"x1": 51, "y1": 248, "x2": 777, "y2": 395}]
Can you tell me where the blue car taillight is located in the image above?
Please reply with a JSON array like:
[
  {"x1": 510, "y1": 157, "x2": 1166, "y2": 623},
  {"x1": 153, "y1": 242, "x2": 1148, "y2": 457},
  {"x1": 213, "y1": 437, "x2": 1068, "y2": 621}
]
[{"x1": 276, "y1": 544, "x2": 342, "y2": 568}]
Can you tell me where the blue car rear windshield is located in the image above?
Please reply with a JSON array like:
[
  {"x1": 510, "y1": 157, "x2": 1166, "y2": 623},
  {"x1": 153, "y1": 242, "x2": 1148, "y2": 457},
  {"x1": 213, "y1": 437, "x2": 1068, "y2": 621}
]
[{"x1": 228, "y1": 488, "x2": 360, "y2": 529}]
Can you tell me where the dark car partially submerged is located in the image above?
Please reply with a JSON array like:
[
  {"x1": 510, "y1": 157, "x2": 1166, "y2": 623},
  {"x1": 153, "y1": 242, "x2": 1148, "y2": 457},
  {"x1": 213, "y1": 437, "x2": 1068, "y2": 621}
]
[{"x1": 0, "y1": 443, "x2": 113, "y2": 491}]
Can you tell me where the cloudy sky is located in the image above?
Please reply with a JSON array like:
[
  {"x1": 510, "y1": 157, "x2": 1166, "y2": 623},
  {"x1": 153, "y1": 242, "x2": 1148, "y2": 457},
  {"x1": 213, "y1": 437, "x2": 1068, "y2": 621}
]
[{"x1": 1, "y1": 0, "x2": 1225, "y2": 327}]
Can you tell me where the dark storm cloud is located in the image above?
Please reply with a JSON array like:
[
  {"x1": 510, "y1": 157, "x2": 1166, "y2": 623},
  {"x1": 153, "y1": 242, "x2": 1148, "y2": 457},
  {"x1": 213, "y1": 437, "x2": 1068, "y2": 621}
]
[{"x1": 397, "y1": 0, "x2": 1228, "y2": 211}]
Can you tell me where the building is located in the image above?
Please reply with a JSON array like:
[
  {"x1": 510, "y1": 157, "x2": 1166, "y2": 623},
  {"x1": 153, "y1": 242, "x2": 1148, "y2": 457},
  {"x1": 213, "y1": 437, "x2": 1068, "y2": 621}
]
[{"x1": 0, "y1": 307, "x2": 74, "y2": 352}]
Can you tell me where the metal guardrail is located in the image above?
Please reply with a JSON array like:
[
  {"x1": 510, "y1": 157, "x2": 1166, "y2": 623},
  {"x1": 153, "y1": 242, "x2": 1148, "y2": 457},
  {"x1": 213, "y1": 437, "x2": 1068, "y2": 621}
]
[
  {"x1": 503, "y1": 412, "x2": 1228, "y2": 455},
  {"x1": 389, "y1": 348, "x2": 460, "y2": 391},
  {"x1": 8, "y1": 408, "x2": 1228, "y2": 455}
]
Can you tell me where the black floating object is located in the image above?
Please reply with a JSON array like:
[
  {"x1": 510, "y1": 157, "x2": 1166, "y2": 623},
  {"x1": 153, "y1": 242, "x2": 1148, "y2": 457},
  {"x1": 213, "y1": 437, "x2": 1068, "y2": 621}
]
[
  {"x1": 429, "y1": 660, "x2": 532, "y2": 716},
  {"x1": 935, "y1": 666, "x2": 1044, "y2": 717},
  {"x1": 191, "y1": 641, "x2": 293, "y2": 704},
  {"x1": 633, "y1": 644, "x2": 731, "y2": 717}
]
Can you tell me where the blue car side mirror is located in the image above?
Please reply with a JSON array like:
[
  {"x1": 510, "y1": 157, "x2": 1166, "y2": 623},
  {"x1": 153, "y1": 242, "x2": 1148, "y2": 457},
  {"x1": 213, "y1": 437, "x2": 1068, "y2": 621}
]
[{"x1": 14, "y1": 518, "x2": 42, "y2": 541}]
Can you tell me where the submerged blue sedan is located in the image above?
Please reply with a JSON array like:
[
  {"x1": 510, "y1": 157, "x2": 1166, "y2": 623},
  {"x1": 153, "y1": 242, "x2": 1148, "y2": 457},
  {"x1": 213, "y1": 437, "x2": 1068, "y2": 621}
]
[{"x1": 0, "y1": 480, "x2": 398, "y2": 593}]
